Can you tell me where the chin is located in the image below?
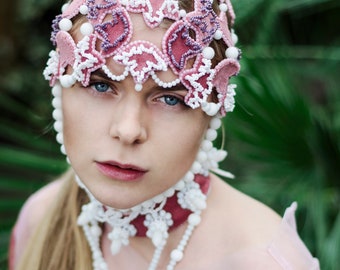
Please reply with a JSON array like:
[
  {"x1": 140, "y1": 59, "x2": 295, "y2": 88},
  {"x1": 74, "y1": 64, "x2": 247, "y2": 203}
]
[{"x1": 94, "y1": 191, "x2": 150, "y2": 210}]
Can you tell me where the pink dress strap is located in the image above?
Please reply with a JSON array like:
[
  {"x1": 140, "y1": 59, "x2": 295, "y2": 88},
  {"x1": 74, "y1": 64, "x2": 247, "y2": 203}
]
[
  {"x1": 8, "y1": 225, "x2": 17, "y2": 270},
  {"x1": 267, "y1": 202, "x2": 320, "y2": 270}
]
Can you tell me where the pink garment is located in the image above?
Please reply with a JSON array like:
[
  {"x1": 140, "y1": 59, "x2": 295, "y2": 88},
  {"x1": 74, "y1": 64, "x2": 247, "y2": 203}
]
[
  {"x1": 8, "y1": 202, "x2": 320, "y2": 269},
  {"x1": 267, "y1": 202, "x2": 320, "y2": 269},
  {"x1": 214, "y1": 202, "x2": 320, "y2": 270}
]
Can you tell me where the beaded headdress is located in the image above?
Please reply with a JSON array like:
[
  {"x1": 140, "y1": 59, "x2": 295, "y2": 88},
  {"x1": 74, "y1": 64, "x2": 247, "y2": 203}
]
[{"x1": 44, "y1": 0, "x2": 241, "y2": 116}]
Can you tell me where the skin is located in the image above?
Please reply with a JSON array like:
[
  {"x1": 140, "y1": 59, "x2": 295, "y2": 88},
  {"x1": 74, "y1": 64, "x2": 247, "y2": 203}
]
[{"x1": 62, "y1": 13, "x2": 210, "y2": 209}]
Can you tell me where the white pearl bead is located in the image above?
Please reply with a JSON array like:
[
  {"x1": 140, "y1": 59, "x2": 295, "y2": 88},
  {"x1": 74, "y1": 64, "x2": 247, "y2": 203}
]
[
  {"x1": 201, "y1": 102, "x2": 220, "y2": 116},
  {"x1": 59, "y1": 18, "x2": 73, "y2": 32},
  {"x1": 54, "y1": 121, "x2": 63, "y2": 132},
  {"x1": 202, "y1": 47, "x2": 215, "y2": 60},
  {"x1": 56, "y1": 133, "x2": 64, "y2": 144},
  {"x1": 52, "y1": 109, "x2": 62, "y2": 120},
  {"x1": 219, "y1": 3, "x2": 228, "y2": 12},
  {"x1": 210, "y1": 117, "x2": 222, "y2": 130},
  {"x1": 179, "y1": 9, "x2": 187, "y2": 18},
  {"x1": 210, "y1": 150, "x2": 227, "y2": 161},
  {"x1": 60, "y1": 145, "x2": 67, "y2": 155},
  {"x1": 170, "y1": 249, "x2": 183, "y2": 262},
  {"x1": 80, "y1": 22, "x2": 94, "y2": 36},
  {"x1": 61, "y1": 3, "x2": 70, "y2": 13},
  {"x1": 206, "y1": 129, "x2": 218, "y2": 141},
  {"x1": 183, "y1": 171, "x2": 194, "y2": 182},
  {"x1": 225, "y1": 47, "x2": 239, "y2": 59},
  {"x1": 194, "y1": 198, "x2": 207, "y2": 210},
  {"x1": 52, "y1": 98, "x2": 62, "y2": 109},
  {"x1": 135, "y1": 83, "x2": 143, "y2": 92},
  {"x1": 191, "y1": 161, "x2": 202, "y2": 174},
  {"x1": 52, "y1": 84, "x2": 62, "y2": 97},
  {"x1": 151, "y1": 231, "x2": 164, "y2": 247},
  {"x1": 232, "y1": 32, "x2": 238, "y2": 45},
  {"x1": 60, "y1": 74, "x2": 76, "y2": 88},
  {"x1": 79, "y1": 5, "x2": 89, "y2": 15},
  {"x1": 201, "y1": 140, "x2": 213, "y2": 151},
  {"x1": 175, "y1": 180, "x2": 185, "y2": 190},
  {"x1": 188, "y1": 213, "x2": 201, "y2": 226},
  {"x1": 197, "y1": 151, "x2": 207, "y2": 162},
  {"x1": 214, "y1": 29, "x2": 223, "y2": 40}
]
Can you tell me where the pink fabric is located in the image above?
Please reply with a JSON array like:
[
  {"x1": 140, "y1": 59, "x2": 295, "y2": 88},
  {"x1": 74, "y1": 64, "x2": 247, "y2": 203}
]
[
  {"x1": 8, "y1": 226, "x2": 16, "y2": 270},
  {"x1": 218, "y1": 202, "x2": 320, "y2": 270},
  {"x1": 267, "y1": 202, "x2": 320, "y2": 269}
]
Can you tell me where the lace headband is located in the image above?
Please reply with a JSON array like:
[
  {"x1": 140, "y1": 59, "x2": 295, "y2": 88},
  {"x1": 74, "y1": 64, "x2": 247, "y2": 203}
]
[{"x1": 44, "y1": 0, "x2": 241, "y2": 116}]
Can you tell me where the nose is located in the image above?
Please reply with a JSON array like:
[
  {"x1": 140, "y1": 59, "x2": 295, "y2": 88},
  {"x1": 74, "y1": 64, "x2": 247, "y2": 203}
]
[{"x1": 109, "y1": 96, "x2": 147, "y2": 145}]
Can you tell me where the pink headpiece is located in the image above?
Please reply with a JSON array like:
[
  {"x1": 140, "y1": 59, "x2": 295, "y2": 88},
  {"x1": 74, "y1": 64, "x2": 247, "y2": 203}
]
[{"x1": 44, "y1": 0, "x2": 241, "y2": 116}]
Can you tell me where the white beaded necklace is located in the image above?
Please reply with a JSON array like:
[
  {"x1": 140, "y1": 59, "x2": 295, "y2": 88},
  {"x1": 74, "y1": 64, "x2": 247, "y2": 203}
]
[{"x1": 76, "y1": 172, "x2": 207, "y2": 270}]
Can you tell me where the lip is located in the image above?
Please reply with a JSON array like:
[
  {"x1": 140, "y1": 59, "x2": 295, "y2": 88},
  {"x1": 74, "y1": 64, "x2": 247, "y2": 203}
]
[{"x1": 95, "y1": 161, "x2": 147, "y2": 182}]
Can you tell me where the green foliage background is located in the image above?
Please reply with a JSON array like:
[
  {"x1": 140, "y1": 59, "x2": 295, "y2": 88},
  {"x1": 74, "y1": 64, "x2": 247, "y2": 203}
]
[{"x1": 0, "y1": 0, "x2": 339, "y2": 269}]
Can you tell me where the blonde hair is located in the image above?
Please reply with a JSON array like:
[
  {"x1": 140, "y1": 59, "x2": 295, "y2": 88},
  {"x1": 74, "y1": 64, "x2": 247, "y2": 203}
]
[{"x1": 16, "y1": 169, "x2": 92, "y2": 270}]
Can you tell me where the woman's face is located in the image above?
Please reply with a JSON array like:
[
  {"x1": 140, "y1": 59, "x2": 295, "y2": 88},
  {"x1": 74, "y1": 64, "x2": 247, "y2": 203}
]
[{"x1": 61, "y1": 14, "x2": 210, "y2": 209}]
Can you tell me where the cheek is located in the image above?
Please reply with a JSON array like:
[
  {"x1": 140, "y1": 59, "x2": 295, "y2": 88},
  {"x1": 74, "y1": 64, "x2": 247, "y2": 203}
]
[
  {"x1": 61, "y1": 89, "x2": 102, "y2": 157},
  {"x1": 156, "y1": 114, "x2": 209, "y2": 169}
]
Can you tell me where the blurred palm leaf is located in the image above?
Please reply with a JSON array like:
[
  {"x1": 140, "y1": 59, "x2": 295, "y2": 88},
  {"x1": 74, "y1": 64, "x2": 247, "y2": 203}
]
[{"x1": 224, "y1": 57, "x2": 339, "y2": 269}]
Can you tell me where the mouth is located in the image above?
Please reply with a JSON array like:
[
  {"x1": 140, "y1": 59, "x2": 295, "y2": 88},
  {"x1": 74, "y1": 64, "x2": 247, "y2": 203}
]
[{"x1": 95, "y1": 161, "x2": 147, "y2": 182}]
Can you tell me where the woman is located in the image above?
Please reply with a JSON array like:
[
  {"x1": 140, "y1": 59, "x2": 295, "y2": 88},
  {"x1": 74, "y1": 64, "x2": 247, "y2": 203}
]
[{"x1": 10, "y1": 0, "x2": 320, "y2": 269}]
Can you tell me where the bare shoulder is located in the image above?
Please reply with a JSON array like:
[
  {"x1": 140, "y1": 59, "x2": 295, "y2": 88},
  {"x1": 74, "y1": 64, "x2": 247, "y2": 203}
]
[
  {"x1": 16, "y1": 178, "x2": 65, "y2": 230},
  {"x1": 205, "y1": 174, "x2": 282, "y2": 250},
  {"x1": 189, "y1": 174, "x2": 320, "y2": 269}
]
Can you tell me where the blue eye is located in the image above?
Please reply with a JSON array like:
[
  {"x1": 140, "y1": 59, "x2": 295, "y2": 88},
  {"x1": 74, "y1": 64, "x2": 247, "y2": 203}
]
[
  {"x1": 162, "y1": 95, "x2": 180, "y2": 106},
  {"x1": 92, "y1": 82, "x2": 110, "y2": 92}
]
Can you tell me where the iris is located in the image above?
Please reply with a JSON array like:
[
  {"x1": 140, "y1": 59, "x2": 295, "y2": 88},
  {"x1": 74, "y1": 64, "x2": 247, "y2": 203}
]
[
  {"x1": 163, "y1": 95, "x2": 180, "y2": 106},
  {"x1": 93, "y1": 82, "x2": 110, "y2": 92}
]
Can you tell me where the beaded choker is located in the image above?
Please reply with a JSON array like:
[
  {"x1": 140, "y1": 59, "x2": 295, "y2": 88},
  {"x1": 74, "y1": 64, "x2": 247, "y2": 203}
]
[{"x1": 76, "y1": 173, "x2": 211, "y2": 270}]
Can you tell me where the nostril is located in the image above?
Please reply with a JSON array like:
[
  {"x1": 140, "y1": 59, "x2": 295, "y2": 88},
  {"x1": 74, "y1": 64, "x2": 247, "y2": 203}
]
[{"x1": 110, "y1": 121, "x2": 147, "y2": 145}]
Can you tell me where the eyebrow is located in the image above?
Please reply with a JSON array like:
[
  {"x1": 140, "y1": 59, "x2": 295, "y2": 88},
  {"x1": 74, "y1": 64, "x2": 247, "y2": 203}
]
[{"x1": 90, "y1": 69, "x2": 111, "y2": 80}]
